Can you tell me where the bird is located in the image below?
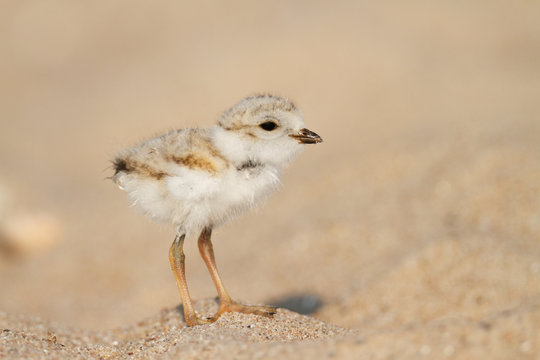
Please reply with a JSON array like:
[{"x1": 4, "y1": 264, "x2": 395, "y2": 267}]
[{"x1": 111, "y1": 94, "x2": 322, "y2": 326}]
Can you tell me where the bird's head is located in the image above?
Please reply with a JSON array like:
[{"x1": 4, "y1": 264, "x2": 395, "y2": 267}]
[{"x1": 216, "y1": 94, "x2": 322, "y2": 167}]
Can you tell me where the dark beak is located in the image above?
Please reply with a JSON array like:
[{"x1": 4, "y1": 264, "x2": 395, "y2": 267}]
[{"x1": 289, "y1": 128, "x2": 323, "y2": 144}]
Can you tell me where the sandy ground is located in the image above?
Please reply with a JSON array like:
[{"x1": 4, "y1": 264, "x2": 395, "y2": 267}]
[{"x1": 1, "y1": 1, "x2": 540, "y2": 358}]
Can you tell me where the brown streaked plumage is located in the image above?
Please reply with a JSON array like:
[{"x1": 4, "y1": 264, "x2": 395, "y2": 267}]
[
  {"x1": 165, "y1": 153, "x2": 218, "y2": 173},
  {"x1": 113, "y1": 157, "x2": 169, "y2": 180}
]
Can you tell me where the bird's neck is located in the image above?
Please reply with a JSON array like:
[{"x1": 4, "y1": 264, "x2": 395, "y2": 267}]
[{"x1": 211, "y1": 126, "x2": 264, "y2": 169}]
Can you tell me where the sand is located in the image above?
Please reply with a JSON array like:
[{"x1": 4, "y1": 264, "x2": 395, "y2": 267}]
[
  {"x1": 2, "y1": 298, "x2": 538, "y2": 359},
  {"x1": 1, "y1": 0, "x2": 540, "y2": 358},
  {"x1": 0, "y1": 300, "x2": 351, "y2": 359}
]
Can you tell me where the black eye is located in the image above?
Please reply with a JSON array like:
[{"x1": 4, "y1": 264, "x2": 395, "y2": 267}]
[{"x1": 259, "y1": 121, "x2": 278, "y2": 131}]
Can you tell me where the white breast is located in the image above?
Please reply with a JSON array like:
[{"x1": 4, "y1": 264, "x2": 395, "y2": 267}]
[{"x1": 161, "y1": 163, "x2": 280, "y2": 234}]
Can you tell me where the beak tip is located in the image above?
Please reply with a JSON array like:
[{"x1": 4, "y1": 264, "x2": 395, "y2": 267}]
[{"x1": 290, "y1": 128, "x2": 323, "y2": 144}]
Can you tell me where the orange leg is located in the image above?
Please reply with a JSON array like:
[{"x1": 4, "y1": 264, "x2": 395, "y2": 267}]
[
  {"x1": 169, "y1": 234, "x2": 213, "y2": 326},
  {"x1": 197, "y1": 227, "x2": 276, "y2": 319}
]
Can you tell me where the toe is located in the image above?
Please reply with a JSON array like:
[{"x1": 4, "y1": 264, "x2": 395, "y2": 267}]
[
  {"x1": 221, "y1": 302, "x2": 277, "y2": 317},
  {"x1": 253, "y1": 305, "x2": 277, "y2": 317},
  {"x1": 185, "y1": 314, "x2": 218, "y2": 326}
]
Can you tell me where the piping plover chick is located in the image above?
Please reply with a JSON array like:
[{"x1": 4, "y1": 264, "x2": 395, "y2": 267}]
[{"x1": 112, "y1": 94, "x2": 322, "y2": 326}]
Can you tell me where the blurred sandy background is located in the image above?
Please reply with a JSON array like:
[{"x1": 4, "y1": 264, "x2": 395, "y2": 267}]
[{"x1": 1, "y1": 0, "x2": 539, "y2": 358}]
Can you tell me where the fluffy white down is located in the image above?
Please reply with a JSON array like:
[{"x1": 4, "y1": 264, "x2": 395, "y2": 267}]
[
  {"x1": 115, "y1": 124, "x2": 302, "y2": 236},
  {"x1": 114, "y1": 95, "x2": 315, "y2": 237},
  {"x1": 168, "y1": 162, "x2": 280, "y2": 234},
  {"x1": 119, "y1": 160, "x2": 280, "y2": 236}
]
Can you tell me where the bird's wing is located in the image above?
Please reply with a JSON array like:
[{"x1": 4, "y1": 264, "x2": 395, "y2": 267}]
[
  {"x1": 112, "y1": 129, "x2": 184, "y2": 181},
  {"x1": 112, "y1": 128, "x2": 228, "y2": 181}
]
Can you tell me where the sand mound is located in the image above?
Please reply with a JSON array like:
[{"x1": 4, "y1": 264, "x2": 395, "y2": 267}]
[
  {"x1": 0, "y1": 299, "x2": 350, "y2": 359},
  {"x1": 2, "y1": 297, "x2": 538, "y2": 359}
]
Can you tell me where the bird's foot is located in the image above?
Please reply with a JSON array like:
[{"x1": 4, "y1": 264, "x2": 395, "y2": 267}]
[
  {"x1": 184, "y1": 313, "x2": 218, "y2": 326},
  {"x1": 218, "y1": 301, "x2": 277, "y2": 318},
  {"x1": 184, "y1": 302, "x2": 275, "y2": 326}
]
